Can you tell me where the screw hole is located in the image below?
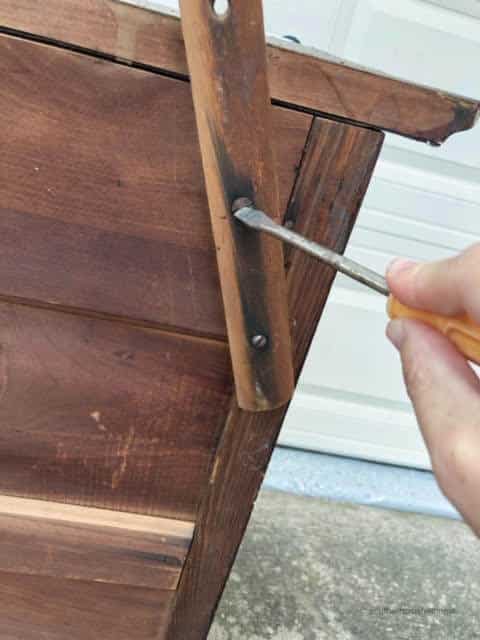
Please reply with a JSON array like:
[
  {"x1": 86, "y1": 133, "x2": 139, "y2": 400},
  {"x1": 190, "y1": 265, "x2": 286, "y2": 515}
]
[{"x1": 212, "y1": 0, "x2": 230, "y2": 17}]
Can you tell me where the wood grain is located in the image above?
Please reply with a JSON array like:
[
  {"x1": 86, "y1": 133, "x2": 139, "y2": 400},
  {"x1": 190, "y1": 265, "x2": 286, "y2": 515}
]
[
  {"x1": 0, "y1": 301, "x2": 233, "y2": 520},
  {"x1": 284, "y1": 120, "x2": 385, "y2": 367},
  {"x1": 0, "y1": 33, "x2": 310, "y2": 338},
  {"x1": 0, "y1": 1, "x2": 478, "y2": 143},
  {"x1": 0, "y1": 571, "x2": 172, "y2": 640},
  {"x1": 0, "y1": 496, "x2": 193, "y2": 589},
  {"x1": 166, "y1": 119, "x2": 384, "y2": 639},
  {"x1": 180, "y1": 1, "x2": 293, "y2": 411}
]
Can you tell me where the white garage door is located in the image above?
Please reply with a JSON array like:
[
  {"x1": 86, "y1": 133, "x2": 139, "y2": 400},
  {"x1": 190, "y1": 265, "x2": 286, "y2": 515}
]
[
  {"x1": 135, "y1": 0, "x2": 480, "y2": 469},
  {"x1": 277, "y1": 0, "x2": 480, "y2": 469}
]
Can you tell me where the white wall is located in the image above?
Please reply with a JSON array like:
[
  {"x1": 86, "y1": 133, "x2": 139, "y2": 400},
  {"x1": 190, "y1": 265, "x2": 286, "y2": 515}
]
[
  {"x1": 277, "y1": 0, "x2": 480, "y2": 469},
  {"x1": 128, "y1": 1, "x2": 480, "y2": 469}
]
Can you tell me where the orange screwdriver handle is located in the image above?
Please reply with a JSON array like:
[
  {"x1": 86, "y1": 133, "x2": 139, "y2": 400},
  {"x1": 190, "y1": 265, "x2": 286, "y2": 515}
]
[{"x1": 387, "y1": 295, "x2": 480, "y2": 365}]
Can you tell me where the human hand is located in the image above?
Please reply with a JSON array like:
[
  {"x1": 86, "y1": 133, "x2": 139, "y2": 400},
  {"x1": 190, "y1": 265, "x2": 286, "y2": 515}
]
[{"x1": 386, "y1": 246, "x2": 480, "y2": 536}]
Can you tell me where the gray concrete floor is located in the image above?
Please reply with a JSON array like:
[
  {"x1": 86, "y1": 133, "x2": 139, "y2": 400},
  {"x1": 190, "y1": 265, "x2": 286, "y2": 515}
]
[{"x1": 209, "y1": 489, "x2": 480, "y2": 640}]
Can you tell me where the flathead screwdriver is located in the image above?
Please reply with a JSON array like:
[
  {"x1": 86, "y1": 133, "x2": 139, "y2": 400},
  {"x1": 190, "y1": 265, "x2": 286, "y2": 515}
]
[{"x1": 234, "y1": 205, "x2": 480, "y2": 365}]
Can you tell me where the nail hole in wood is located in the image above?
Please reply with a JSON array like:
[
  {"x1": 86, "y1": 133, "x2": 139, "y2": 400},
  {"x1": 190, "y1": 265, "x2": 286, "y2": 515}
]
[{"x1": 211, "y1": 0, "x2": 230, "y2": 17}]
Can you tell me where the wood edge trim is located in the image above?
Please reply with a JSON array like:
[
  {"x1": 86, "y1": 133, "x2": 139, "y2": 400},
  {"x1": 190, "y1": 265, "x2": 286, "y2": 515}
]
[
  {"x1": 117, "y1": 4, "x2": 480, "y2": 108},
  {"x1": 1, "y1": 3, "x2": 477, "y2": 143},
  {"x1": 0, "y1": 25, "x2": 188, "y2": 80},
  {"x1": 267, "y1": 33, "x2": 479, "y2": 105}
]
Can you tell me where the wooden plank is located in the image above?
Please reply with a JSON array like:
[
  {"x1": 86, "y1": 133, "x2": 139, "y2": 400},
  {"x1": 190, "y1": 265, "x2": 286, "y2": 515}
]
[
  {"x1": 0, "y1": 496, "x2": 193, "y2": 589},
  {"x1": 0, "y1": 33, "x2": 310, "y2": 338},
  {"x1": 180, "y1": 1, "x2": 293, "y2": 411},
  {"x1": 166, "y1": 119, "x2": 385, "y2": 639},
  {"x1": 0, "y1": 301, "x2": 233, "y2": 520},
  {"x1": 0, "y1": 1, "x2": 478, "y2": 143},
  {"x1": 284, "y1": 120, "x2": 385, "y2": 367},
  {"x1": 0, "y1": 571, "x2": 172, "y2": 640}
]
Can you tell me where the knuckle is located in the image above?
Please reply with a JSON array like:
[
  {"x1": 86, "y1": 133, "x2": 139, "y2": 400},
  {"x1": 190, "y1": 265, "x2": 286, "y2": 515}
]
[
  {"x1": 463, "y1": 242, "x2": 480, "y2": 262},
  {"x1": 455, "y1": 244, "x2": 480, "y2": 317},
  {"x1": 458, "y1": 244, "x2": 480, "y2": 286},
  {"x1": 431, "y1": 426, "x2": 477, "y2": 493},
  {"x1": 402, "y1": 351, "x2": 432, "y2": 400}
]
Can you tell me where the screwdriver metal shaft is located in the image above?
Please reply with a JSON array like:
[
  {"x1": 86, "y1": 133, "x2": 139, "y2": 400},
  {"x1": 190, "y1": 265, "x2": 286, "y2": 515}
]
[
  {"x1": 234, "y1": 206, "x2": 390, "y2": 296},
  {"x1": 234, "y1": 205, "x2": 480, "y2": 368}
]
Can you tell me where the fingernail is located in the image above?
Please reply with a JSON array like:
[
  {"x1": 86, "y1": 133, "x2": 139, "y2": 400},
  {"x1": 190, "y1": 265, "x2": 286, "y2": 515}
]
[
  {"x1": 387, "y1": 258, "x2": 417, "y2": 279},
  {"x1": 386, "y1": 319, "x2": 406, "y2": 350}
]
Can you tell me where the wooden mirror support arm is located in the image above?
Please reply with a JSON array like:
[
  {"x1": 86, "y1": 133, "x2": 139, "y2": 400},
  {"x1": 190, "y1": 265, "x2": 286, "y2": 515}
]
[{"x1": 179, "y1": 0, "x2": 294, "y2": 412}]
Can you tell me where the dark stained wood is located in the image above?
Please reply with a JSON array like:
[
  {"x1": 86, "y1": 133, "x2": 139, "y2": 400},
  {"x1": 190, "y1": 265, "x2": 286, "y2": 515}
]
[
  {"x1": 266, "y1": 43, "x2": 478, "y2": 145},
  {"x1": 285, "y1": 120, "x2": 384, "y2": 367},
  {"x1": 180, "y1": 1, "x2": 293, "y2": 411},
  {"x1": 166, "y1": 119, "x2": 384, "y2": 639},
  {"x1": 0, "y1": 301, "x2": 233, "y2": 520},
  {"x1": 0, "y1": 1, "x2": 478, "y2": 143},
  {"x1": 0, "y1": 33, "x2": 311, "y2": 338},
  {"x1": 0, "y1": 496, "x2": 193, "y2": 589},
  {"x1": 0, "y1": 13, "x2": 467, "y2": 640},
  {"x1": 0, "y1": 571, "x2": 172, "y2": 640}
]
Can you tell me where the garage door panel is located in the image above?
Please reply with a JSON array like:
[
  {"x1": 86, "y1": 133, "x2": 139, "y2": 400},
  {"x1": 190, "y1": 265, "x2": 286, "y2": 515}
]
[{"x1": 280, "y1": 0, "x2": 480, "y2": 469}]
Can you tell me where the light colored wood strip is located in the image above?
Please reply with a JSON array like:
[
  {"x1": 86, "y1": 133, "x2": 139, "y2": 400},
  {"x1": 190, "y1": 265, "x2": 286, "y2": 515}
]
[
  {"x1": 0, "y1": 495, "x2": 194, "y2": 538},
  {"x1": 0, "y1": 496, "x2": 194, "y2": 590},
  {"x1": 0, "y1": 0, "x2": 478, "y2": 143}
]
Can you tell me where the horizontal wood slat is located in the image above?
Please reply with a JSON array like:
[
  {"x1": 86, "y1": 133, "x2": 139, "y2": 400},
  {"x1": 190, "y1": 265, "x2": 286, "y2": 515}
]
[
  {"x1": 0, "y1": 496, "x2": 193, "y2": 589},
  {"x1": 0, "y1": 301, "x2": 232, "y2": 520},
  {"x1": 0, "y1": 1, "x2": 478, "y2": 143},
  {"x1": 0, "y1": 571, "x2": 172, "y2": 640},
  {"x1": 0, "y1": 33, "x2": 311, "y2": 337}
]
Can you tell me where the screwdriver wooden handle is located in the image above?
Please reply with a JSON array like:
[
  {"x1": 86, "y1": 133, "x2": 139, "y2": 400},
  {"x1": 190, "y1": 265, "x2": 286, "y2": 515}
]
[{"x1": 387, "y1": 295, "x2": 480, "y2": 365}]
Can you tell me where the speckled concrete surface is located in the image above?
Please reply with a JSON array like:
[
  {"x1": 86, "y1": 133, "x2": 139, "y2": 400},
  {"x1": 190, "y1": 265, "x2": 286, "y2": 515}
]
[{"x1": 209, "y1": 490, "x2": 480, "y2": 640}]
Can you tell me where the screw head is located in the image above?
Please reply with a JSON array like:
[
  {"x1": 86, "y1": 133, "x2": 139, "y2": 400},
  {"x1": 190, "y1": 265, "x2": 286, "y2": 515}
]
[
  {"x1": 232, "y1": 197, "x2": 254, "y2": 214},
  {"x1": 251, "y1": 334, "x2": 268, "y2": 350}
]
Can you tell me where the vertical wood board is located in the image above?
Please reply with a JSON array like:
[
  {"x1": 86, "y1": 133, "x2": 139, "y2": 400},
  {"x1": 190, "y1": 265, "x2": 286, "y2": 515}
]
[{"x1": 166, "y1": 118, "x2": 385, "y2": 640}]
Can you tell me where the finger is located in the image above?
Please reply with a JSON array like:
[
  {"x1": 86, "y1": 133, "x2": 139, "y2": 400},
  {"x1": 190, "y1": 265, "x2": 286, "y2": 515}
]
[
  {"x1": 387, "y1": 318, "x2": 480, "y2": 535},
  {"x1": 386, "y1": 244, "x2": 480, "y2": 322}
]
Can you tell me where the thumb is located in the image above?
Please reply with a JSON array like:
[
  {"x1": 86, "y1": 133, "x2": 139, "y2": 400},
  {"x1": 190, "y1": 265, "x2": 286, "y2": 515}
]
[{"x1": 387, "y1": 318, "x2": 480, "y2": 535}]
